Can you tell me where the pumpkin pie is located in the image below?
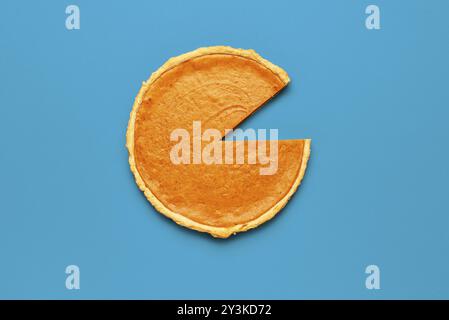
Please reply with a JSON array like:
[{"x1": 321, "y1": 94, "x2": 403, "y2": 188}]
[{"x1": 126, "y1": 46, "x2": 310, "y2": 238}]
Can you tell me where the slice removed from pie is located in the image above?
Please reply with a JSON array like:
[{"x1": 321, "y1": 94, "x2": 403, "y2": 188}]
[{"x1": 127, "y1": 46, "x2": 311, "y2": 238}]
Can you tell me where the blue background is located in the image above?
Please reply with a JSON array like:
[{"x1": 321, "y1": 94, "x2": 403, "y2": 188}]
[{"x1": 1, "y1": 0, "x2": 448, "y2": 299}]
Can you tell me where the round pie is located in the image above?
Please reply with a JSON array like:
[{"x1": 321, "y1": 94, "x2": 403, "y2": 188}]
[{"x1": 126, "y1": 46, "x2": 311, "y2": 238}]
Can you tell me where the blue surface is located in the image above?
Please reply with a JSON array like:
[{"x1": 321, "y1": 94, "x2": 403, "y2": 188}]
[{"x1": 1, "y1": 0, "x2": 448, "y2": 299}]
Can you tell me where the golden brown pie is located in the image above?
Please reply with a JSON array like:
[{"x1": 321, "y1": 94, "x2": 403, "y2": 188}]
[{"x1": 126, "y1": 46, "x2": 310, "y2": 238}]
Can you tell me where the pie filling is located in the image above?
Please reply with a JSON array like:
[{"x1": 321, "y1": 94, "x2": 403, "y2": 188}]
[{"x1": 133, "y1": 52, "x2": 307, "y2": 228}]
